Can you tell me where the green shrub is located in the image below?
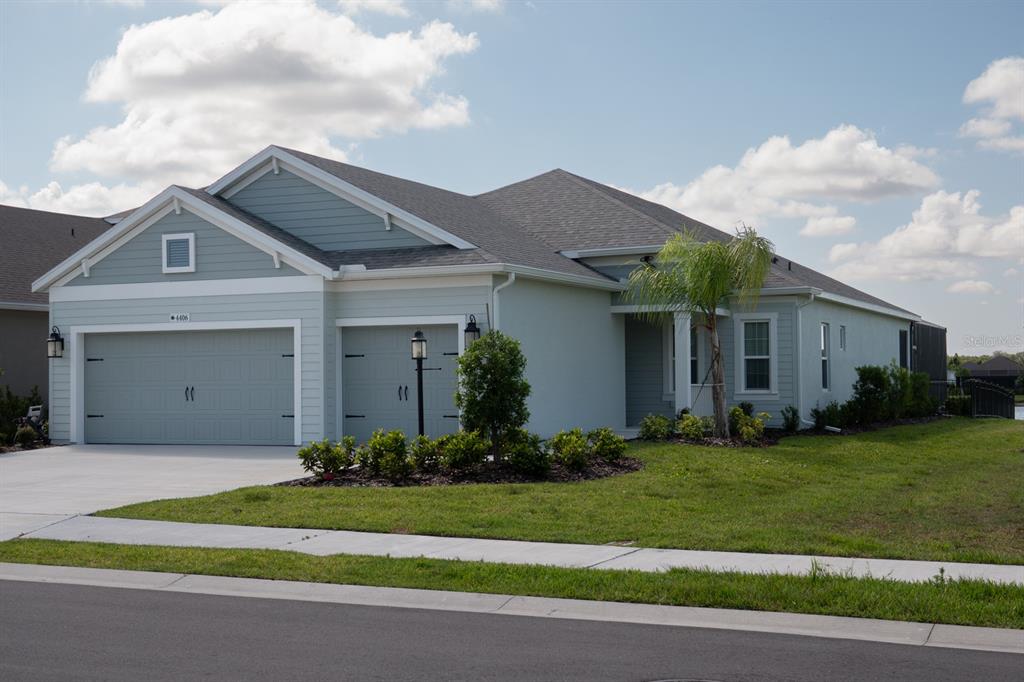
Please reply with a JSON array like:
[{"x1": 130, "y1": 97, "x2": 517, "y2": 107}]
[
  {"x1": 504, "y1": 428, "x2": 550, "y2": 476},
  {"x1": 0, "y1": 385, "x2": 42, "y2": 444},
  {"x1": 811, "y1": 401, "x2": 843, "y2": 430},
  {"x1": 409, "y1": 434, "x2": 442, "y2": 472},
  {"x1": 886, "y1": 362, "x2": 912, "y2": 419},
  {"x1": 358, "y1": 429, "x2": 409, "y2": 479},
  {"x1": 908, "y1": 371, "x2": 935, "y2": 418},
  {"x1": 549, "y1": 428, "x2": 590, "y2": 471},
  {"x1": 455, "y1": 331, "x2": 531, "y2": 460},
  {"x1": 734, "y1": 411, "x2": 770, "y2": 444},
  {"x1": 728, "y1": 406, "x2": 745, "y2": 435},
  {"x1": 945, "y1": 393, "x2": 970, "y2": 416},
  {"x1": 14, "y1": 425, "x2": 36, "y2": 447},
  {"x1": 296, "y1": 437, "x2": 355, "y2": 478},
  {"x1": 440, "y1": 430, "x2": 489, "y2": 472},
  {"x1": 738, "y1": 401, "x2": 754, "y2": 417},
  {"x1": 587, "y1": 427, "x2": 627, "y2": 462},
  {"x1": 780, "y1": 405, "x2": 800, "y2": 434},
  {"x1": 676, "y1": 414, "x2": 706, "y2": 441},
  {"x1": 638, "y1": 413, "x2": 673, "y2": 441},
  {"x1": 850, "y1": 365, "x2": 890, "y2": 425}
]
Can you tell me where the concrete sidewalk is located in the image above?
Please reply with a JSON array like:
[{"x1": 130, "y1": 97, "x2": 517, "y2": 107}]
[
  {"x1": 2, "y1": 562, "x2": 1021, "y2": 654},
  {"x1": 19, "y1": 514, "x2": 1024, "y2": 585}
]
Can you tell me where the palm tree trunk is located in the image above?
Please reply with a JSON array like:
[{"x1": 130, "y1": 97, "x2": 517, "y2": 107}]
[{"x1": 708, "y1": 316, "x2": 730, "y2": 438}]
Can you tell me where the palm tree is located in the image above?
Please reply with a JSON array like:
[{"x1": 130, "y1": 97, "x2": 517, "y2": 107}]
[{"x1": 626, "y1": 227, "x2": 775, "y2": 438}]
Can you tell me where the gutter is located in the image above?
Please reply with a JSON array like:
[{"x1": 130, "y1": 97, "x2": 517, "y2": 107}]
[
  {"x1": 0, "y1": 301, "x2": 49, "y2": 312},
  {"x1": 491, "y1": 273, "x2": 517, "y2": 331},
  {"x1": 330, "y1": 263, "x2": 624, "y2": 292}
]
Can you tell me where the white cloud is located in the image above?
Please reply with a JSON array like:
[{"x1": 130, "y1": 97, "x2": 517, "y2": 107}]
[
  {"x1": 447, "y1": 0, "x2": 505, "y2": 12},
  {"x1": 625, "y1": 124, "x2": 938, "y2": 236},
  {"x1": 31, "y1": 0, "x2": 478, "y2": 214},
  {"x1": 829, "y1": 190, "x2": 1024, "y2": 282},
  {"x1": 1003, "y1": 268, "x2": 1019, "y2": 277},
  {"x1": 947, "y1": 280, "x2": 995, "y2": 294},
  {"x1": 338, "y1": 0, "x2": 410, "y2": 17},
  {"x1": 0, "y1": 179, "x2": 157, "y2": 217},
  {"x1": 960, "y1": 57, "x2": 1024, "y2": 154}
]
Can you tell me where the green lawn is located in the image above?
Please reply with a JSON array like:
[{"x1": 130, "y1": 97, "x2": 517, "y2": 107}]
[
  {"x1": 2, "y1": 539, "x2": 1021, "y2": 629},
  {"x1": 101, "y1": 418, "x2": 1024, "y2": 564}
]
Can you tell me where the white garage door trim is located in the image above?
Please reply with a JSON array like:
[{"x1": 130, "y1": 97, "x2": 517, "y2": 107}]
[
  {"x1": 68, "y1": 319, "x2": 302, "y2": 445},
  {"x1": 335, "y1": 315, "x2": 466, "y2": 440}
]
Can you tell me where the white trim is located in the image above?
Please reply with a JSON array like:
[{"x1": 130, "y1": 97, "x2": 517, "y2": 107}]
[
  {"x1": 50, "y1": 276, "x2": 325, "y2": 303},
  {"x1": 68, "y1": 319, "x2": 303, "y2": 446},
  {"x1": 32, "y1": 186, "x2": 334, "y2": 292},
  {"x1": 161, "y1": 232, "x2": 196, "y2": 274},
  {"x1": 329, "y1": 274, "x2": 491, "y2": 292},
  {"x1": 334, "y1": 315, "x2": 466, "y2": 440},
  {"x1": 560, "y1": 245, "x2": 665, "y2": 259},
  {"x1": 0, "y1": 301, "x2": 49, "y2": 312},
  {"x1": 816, "y1": 292, "x2": 920, "y2": 321},
  {"x1": 820, "y1": 321, "x2": 831, "y2": 391},
  {"x1": 335, "y1": 263, "x2": 624, "y2": 292},
  {"x1": 206, "y1": 146, "x2": 476, "y2": 250},
  {"x1": 733, "y1": 312, "x2": 779, "y2": 400},
  {"x1": 672, "y1": 313, "x2": 691, "y2": 413}
]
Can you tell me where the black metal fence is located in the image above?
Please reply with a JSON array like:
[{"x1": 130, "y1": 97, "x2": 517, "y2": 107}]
[{"x1": 964, "y1": 379, "x2": 1015, "y2": 419}]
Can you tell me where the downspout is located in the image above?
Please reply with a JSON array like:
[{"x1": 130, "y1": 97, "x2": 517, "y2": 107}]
[
  {"x1": 491, "y1": 272, "x2": 517, "y2": 331},
  {"x1": 795, "y1": 292, "x2": 817, "y2": 427}
]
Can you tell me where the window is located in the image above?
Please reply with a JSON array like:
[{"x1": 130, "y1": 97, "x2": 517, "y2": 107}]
[
  {"x1": 839, "y1": 325, "x2": 846, "y2": 351},
  {"x1": 690, "y1": 326, "x2": 699, "y2": 385},
  {"x1": 821, "y1": 322, "x2": 830, "y2": 390},
  {"x1": 743, "y1": 320, "x2": 771, "y2": 391},
  {"x1": 162, "y1": 232, "x2": 195, "y2": 274},
  {"x1": 899, "y1": 330, "x2": 909, "y2": 368}
]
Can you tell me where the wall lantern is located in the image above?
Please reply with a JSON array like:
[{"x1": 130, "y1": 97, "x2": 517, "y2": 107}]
[
  {"x1": 46, "y1": 326, "x2": 65, "y2": 359},
  {"x1": 463, "y1": 314, "x2": 481, "y2": 348},
  {"x1": 410, "y1": 329, "x2": 427, "y2": 360}
]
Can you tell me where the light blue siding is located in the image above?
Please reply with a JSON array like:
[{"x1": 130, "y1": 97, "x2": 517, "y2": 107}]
[
  {"x1": 625, "y1": 315, "x2": 673, "y2": 426},
  {"x1": 324, "y1": 282, "x2": 491, "y2": 438},
  {"x1": 67, "y1": 209, "x2": 300, "y2": 285},
  {"x1": 229, "y1": 169, "x2": 430, "y2": 251},
  {"x1": 498, "y1": 277, "x2": 624, "y2": 436},
  {"x1": 49, "y1": 291, "x2": 325, "y2": 444}
]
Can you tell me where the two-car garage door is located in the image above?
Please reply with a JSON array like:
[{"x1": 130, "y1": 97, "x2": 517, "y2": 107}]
[{"x1": 84, "y1": 329, "x2": 294, "y2": 445}]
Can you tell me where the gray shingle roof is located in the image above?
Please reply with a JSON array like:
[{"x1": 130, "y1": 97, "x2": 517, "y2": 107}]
[
  {"x1": 478, "y1": 169, "x2": 913, "y2": 315},
  {"x1": 0, "y1": 204, "x2": 111, "y2": 306}
]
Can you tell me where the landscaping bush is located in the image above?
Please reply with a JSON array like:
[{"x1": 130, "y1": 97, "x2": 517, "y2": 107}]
[
  {"x1": 811, "y1": 401, "x2": 843, "y2": 430},
  {"x1": 886, "y1": 362, "x2": 913, "y2": 420},
  {"x1": 733, "y1": 411, "x2": 770, "y2": 444},
  {"x1": 358, "y1": 429, "x2": 409, "y2": 479},
  {"x1": 0, "y1": 385, "x2": 42, "y2": 445},
  {"x1": 455, "y1": 331, "x2": 531, "y2": 460},
  {"x1": 638, "y1": 413, "x2": 674, "y2": 441},
  {"x1": 409, "y1": 434, "x2": 442, "y2": 472},
  {"x1": 297, "y1": 437, "x2": 355, "y2": 478},
  {"x1": 677, "y1": 413, "x2": 706, "y2": 441},
  {"x1": 440, "y1": 430, "x2": 489, "y2": 472},
  {"x1": 14, "y1": 425, "x2": 36, "y2": 448},
  {"x1": 908, "y1": 371, "x2": 935, "y2": 418},
  {"x1": 504, "y1": 428, "x2": 550, "y2": 476},
  {"x1": 549, "y1": 428, "x2": 590, "y2": 471},
  {"x1": 737, "y1": 401, "x2": 754, "y2": 417},
  {"x1": 587, "y1": 427, "x2": 627, "y2": 462},
  {"x1": 945, "y1": 392, "x2": 970, "y2": 416},
  {"x1": 849, "y1": 365, "x2": 890, "y2": 425},
  {"x1": 780, "y1": 405, "x2": 800, "y2": 434}
]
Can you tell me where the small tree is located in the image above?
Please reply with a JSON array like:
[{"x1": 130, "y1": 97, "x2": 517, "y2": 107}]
[
  {"x1": 455, "y1": 331, "x2": 531, "y2": 459},
  {"x1": 626, "y1": 227, "x2": 774, "y2": 438}
]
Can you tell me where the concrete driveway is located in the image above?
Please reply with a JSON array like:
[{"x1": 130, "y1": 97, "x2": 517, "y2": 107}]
[{"x1": 0, "y1": 444, "x2": 303, "y2": 541}]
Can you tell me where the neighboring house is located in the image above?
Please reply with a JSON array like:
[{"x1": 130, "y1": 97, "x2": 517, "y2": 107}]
[
  {"x1": 29, "y1": 146, "x2": 943, "y2": 446},
  {"x1": 963, "y1": 355, "x2": 1023, "y2": 390},
  {"x1": 0, "y1": 206, "x2": 110, "y2": 402}
]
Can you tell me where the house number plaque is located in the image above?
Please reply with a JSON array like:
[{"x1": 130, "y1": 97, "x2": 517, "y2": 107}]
[{"x1": 169, "y1": 313, "x2": 191, "y2": 322}]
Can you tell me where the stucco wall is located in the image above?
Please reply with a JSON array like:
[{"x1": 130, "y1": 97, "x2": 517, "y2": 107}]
[{"x1": 497, "y1": 277, "x2": 624, "y2": 436}]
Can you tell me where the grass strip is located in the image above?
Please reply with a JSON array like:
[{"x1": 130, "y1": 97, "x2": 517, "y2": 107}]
[{"x1": 1, "y1": 539, "x2": 1021, "y2": 629}]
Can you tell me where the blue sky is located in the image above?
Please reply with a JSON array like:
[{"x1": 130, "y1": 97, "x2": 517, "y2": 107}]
[{"x1": 1, "y1": 0, "x2": 1021, "y2": 353}]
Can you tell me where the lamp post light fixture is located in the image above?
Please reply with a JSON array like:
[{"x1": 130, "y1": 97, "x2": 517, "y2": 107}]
[
  {"x1": 46, "y1": 326, "x2": 64, "y2": 359},
  {"x1": 463, "y1": 314, "x2": 481, "y2": 348},
  {"x1": 410, "y1": 329, "x2": 427, "y2": 436}
]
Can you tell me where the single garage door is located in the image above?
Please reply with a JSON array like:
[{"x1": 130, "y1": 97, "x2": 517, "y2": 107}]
[
  {"x1": 84, "y1": 329, "x2": 294, "y2": 445},
  {"x1": 342, "y1": 324, "x2": 459, "y2": 443}
]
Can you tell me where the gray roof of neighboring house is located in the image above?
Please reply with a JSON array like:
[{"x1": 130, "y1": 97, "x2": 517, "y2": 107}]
[
  {"x1": 478, "y1": 168, "x2": 913, "y2": 315},
  {"x1": 0, "y1": 204, "x2": 111, "y2": 306}
]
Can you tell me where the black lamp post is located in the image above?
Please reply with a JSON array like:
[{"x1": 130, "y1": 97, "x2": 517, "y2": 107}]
[
  {"x1": 463, "y1": 314, "x2": 481, "y2": 348},
  {"x1": 46, "y1": 326, "x2": 64, "y2": 359},
  {"x1": 411, "y1": 330, "x2": 427, "y2": 436}
]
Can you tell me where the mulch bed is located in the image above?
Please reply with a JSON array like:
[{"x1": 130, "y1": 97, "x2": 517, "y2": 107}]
[{"x1": 277, "y1": 456, "x2": 644, "y2": 488}]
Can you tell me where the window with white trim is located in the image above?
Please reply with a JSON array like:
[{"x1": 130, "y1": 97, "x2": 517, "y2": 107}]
[
  {"x1": 839, "y1": 325, "x2": 846, "y2": 351},
  {"x1": 742, "y1": 320, "x2": 771, "y2": 391},
  {"x1": 162, "y1": 233, "x2": 195, "y2": 274},
  {"x1": 690, "y1": 326, "x2": 699, "y2": 385},
  {"x1": 821, "y1": 322, "x2": 830, "y2": 390}
]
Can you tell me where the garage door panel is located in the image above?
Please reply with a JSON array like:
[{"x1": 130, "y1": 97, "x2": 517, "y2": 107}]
[{"x1": 84, "y1": 329, "x2": 294, "y2": 445}]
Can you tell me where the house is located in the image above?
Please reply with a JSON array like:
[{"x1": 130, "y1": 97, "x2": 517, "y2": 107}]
[
  {"x1": 0, "y1": 206, "x2": 110, "y2": 402},
  {"x1": 963, "y1": 355, "x2": 1023, "y2": 390},
  {"x1": 27, "y1": 146, "x2": 941, "y2": 446}
]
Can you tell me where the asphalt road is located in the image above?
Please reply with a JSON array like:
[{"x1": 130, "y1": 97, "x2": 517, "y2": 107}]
[{"x1": 1, "y1": 580, "x2": 1020, "y2": 681}]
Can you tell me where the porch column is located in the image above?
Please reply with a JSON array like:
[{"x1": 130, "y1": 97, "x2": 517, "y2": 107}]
[{"x1": 673, "y1": 312, "x2": 691, "y2": 414}]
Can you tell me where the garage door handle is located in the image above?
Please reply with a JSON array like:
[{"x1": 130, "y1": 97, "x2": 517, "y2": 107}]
[
  {"x1": 185, "y1": 386, "x2": 189, "y2": 402},
  {"x1": 87, "y1": 414, "x2": 104, "y2": 418},
  {"x1": 281, "y1": 414, "x2": 294, "y2": 418},
  {"x1": 398, "y1": 385, "x2": 402, "y2": 401},
  {"x1": 404, "y1": 385, "x2": 409, "y2": 401},
  {"x1": 190, "y1": 386, "x2": 195, "y2": 402},
  {"x1": 345, "y1": 414, "x2": 366, "y2": 419},
  {"x1": 443, "y1": 414, "x2": 459, "y2": 419}
]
